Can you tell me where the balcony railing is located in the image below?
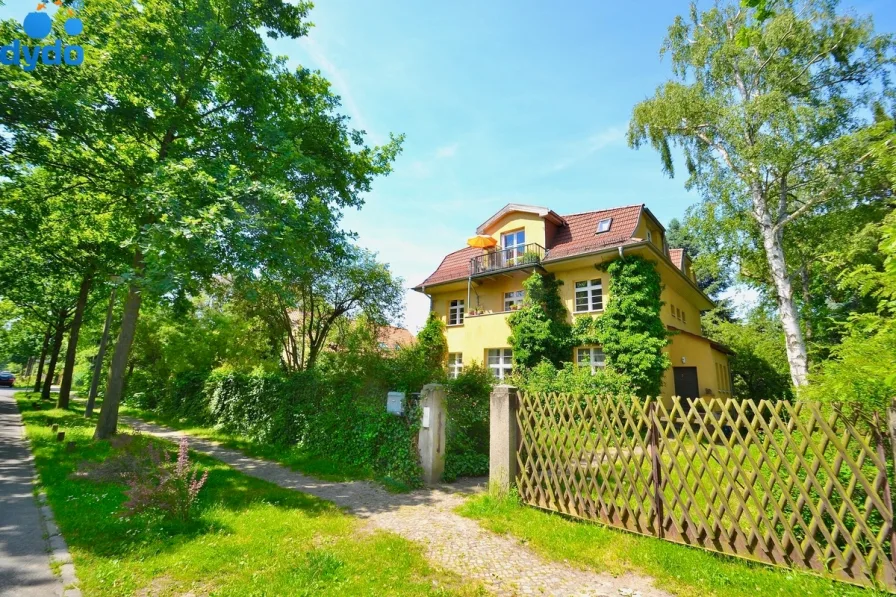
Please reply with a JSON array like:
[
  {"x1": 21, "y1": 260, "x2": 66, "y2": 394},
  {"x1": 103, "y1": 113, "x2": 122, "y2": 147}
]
[{"x1": 470, "y1": 242, "x2": 545, "y2": 276}]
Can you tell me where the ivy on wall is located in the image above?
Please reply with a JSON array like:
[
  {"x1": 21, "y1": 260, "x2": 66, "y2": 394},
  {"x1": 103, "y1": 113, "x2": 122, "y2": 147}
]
[
  {"x1": 507, "y1": 273, "x2": 573, "y2": 368},
  {"x1": 573, "y1": 255, "x2": 671, "y2": 397}
]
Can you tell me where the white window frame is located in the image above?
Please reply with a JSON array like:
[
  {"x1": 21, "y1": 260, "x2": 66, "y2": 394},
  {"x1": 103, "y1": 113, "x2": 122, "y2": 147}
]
[
  {"x1": 448, "y1": 299, "x2": 464, "y2": 326},
  {"x1": 596, "y1": 218, "x2": 612, "y2": 233},
  {"x1": 576, "y1": 347, "x2": 606, "y2": 374},
  {"x1": 504, "y1": 290, "x2": 524, "y2": 311},
  {"x1": 448, "y1": 353, "x2": 463, "y2": 379},
  {"x1": 487, "y1": 348, "x2": 513, "y2": 380},
  {"x1": 647, "y1": 230, "x2": 653, "y2": 243},
  {"x1": 574, "y1": 279, "x2": 603, "y2": 313},
  {"x1": 501, "y1": 230, "x2": 526, "y2": 265}
]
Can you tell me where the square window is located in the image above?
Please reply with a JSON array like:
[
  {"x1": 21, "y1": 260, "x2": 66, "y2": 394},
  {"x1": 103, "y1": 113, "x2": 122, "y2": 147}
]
[
  {"x1": 576, "y1": 347, "x2": 606, "y2": 374},
  {"x1": 596, "y1": 218, "x2": 612, "y2": 233},
  {"x1": 487, "y1": 348, "x2": 513, "y2": 380},
  {"x1": 504, "y1": 290, "x2": 524, "y2": 311}
]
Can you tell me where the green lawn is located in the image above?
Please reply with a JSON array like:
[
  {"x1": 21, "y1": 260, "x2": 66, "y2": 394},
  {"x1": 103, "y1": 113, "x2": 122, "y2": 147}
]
[
  {"x1": 118, "y1": 403, "x2": 376, "y2": 484},
  {"x1": 458, "y1": 490, "x2": 891, "y2": 597},
  {"x1": 17, "y1": 393, "x2": 484, "y2": 596}
]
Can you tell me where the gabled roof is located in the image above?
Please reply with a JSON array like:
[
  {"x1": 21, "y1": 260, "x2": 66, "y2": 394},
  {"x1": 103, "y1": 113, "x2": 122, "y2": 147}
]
[
  {"x1": 415, "y1": 204, "x2": 645, "y2": 289},
  {"x1": 669, "y1": 248, "x2": 685, "y2": 271},
  {"x1": 476, "y1": 203, "x2": 566, "y2": 235}
]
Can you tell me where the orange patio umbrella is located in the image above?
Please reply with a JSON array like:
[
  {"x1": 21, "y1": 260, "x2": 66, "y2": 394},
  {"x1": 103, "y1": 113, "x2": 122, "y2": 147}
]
[{"x1": 467, "y1": 235, "x2": 497, "y2": 249}]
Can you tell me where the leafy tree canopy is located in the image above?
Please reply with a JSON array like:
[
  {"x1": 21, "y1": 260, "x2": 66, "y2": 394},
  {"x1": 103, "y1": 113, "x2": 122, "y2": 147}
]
[{"x1": 628, "y1": 0, "x2": 895, "y2": 388}]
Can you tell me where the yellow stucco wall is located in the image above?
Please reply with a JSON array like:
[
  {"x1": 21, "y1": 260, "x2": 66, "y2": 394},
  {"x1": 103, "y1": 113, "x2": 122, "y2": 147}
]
[
  {"x1": 486, "y1": 212, "x2": 547, "y2": 248},
  {"x1": 660, "y1": 285, "x2": 701, "y2": 336},
  {"x1": 634, "y1": 215, "x2": 665, "y2": 252},
  {"x1": 445, "y1": 312, "x2": 513, "y2": 366},
  {"x1": 426, "y1": 212, "x2": 731, "y2": 398}
]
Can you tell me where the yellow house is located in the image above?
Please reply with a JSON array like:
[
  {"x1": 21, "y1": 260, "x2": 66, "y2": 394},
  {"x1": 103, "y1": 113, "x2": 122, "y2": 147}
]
[{"x1": 413, "y1": 203, "x2": 733, "y2": 399}]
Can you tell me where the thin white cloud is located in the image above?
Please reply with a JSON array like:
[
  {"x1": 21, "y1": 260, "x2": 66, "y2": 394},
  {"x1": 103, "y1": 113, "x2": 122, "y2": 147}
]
[
  {"x1": 549, "y1": 125, "x2": 627, "y2": 173},
  {"x1": 435, "y1": 143, "x2": 459, "y2": 159},
  {"x1": 300, "y1": 37, "x2": 374, "y2": 139}
]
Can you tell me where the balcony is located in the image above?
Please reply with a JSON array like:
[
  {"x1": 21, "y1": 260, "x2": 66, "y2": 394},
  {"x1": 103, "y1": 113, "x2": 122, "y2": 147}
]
[{"x1": 469, "y1": 243, "x2": 545, "y2": 277}]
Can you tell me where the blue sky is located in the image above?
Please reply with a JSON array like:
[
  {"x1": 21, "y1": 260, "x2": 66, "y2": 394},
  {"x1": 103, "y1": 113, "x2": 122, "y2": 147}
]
[{"x1": 4, "y1": 0, "x2": 895, "y2": 331}]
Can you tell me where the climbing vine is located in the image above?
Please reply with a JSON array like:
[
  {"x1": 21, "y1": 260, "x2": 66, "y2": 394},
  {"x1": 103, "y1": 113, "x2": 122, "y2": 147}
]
[
  {"x1": 573, "y1": 255, "x2": 670, "y2": 397},
  {"x1": 507, "y1": 273, "x2": 573, "y2": 369}
]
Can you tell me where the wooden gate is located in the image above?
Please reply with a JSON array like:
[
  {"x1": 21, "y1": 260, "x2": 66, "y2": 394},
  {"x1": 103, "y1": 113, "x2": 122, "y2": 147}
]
[{"x1": 515, "y1": 393, "x2": 896, "y2": 589}]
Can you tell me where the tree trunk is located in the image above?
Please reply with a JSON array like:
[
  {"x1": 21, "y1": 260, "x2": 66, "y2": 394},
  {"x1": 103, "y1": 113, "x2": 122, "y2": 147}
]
[
  {"x1": 94, "y1": 278, "x2": 142, "y2": 439},
  {"x1": 58, "y1": 271, "x2": 94, "y2": 409},
  {"x1": 41, "y1": 312, "x2": 67, "y2": 400},
  {"x1": 799, "y1": 262, "x2": 812, "y2": 341},
  {"x1": 86, "y1": 287, "x2": 117, "y2": 418},
  {"x1": 755, "y1": 203, "x2": 810, "y2": 387},
  {"x1": 33, "y1": 325, "x2": 51, "y2": 392}
]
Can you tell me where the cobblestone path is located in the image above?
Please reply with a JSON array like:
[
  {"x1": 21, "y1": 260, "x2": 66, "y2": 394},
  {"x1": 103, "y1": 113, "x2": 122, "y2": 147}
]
[{"x1": 123, "y1": 417, "x2": 671, "y2": 597}]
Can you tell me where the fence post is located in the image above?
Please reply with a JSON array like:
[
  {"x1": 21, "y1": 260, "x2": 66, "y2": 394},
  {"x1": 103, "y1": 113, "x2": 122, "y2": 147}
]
[
  {"x1": 489, "y1": 385, "x2": 519, "y2": 494},
  {"x1": 649, "y1": 400, "x2": 665, "y2": 538},
  {"x1": 885, "y1": 400, "x2": 896, "y2": 568},
  {"x1": 418, "y1": 384, "x2": 446, "y2": 485}
]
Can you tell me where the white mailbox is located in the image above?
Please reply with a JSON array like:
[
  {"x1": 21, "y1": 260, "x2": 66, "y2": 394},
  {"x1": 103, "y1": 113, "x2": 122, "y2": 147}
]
[{"x1": 386, "y1": 391, "x2": 405, "y2": 415}]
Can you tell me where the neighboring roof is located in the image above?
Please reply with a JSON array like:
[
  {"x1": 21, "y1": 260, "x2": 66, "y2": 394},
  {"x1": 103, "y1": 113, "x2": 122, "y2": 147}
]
[
  {"x1": 416, "y1": 204, "x2": 645, "y2": 289},
  {"x1": 669, "y1": 248, "x2": 685, "y2": 271},
  {"x1": 378, "y1": 326, "x2": 415, "y2": 348},
  {"x1": 476, "y1": 203, "x2": 566, "y2": 235},
  {"x1": 544, "y1": 205, "x2": 643, "y2": 261}
]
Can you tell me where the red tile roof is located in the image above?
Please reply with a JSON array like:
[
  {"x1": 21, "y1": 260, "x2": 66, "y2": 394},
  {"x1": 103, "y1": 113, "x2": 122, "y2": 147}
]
[
  {"x1": 417, "y1": 246, "x2": 482, "y2": 287},
  {"x1": 544, "y1": 205, "x2": 643, "y2": 261},
  {"x1": 415, "y1": 204, "x2": 647, "y2": 289},
  {"x1": 669, "y1": 248, "x2": 684, "y2": 270},
  {"x1": 377, "y1": 326, "x2": 415, "y2": 348}
]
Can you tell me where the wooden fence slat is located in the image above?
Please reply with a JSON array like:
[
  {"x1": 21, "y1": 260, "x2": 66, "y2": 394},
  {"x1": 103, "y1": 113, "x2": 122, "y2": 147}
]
[{"x1": 514, "y1": 392, "x2": 896, "y2": 591}]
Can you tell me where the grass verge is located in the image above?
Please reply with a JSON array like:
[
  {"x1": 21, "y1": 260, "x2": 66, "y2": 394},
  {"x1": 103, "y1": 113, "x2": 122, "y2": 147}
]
[
  {"x1": 458, "y1": 489, "x2": 890, "y2": 597},
  {"x1": 17, "y1": 392, "x2": 483, "y2": 596}
]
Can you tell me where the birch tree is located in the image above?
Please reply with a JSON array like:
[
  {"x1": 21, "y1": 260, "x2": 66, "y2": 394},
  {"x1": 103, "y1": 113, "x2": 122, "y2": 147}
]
[{"x1": 629, "y1": 0, "x2": 894, "y2": 387}]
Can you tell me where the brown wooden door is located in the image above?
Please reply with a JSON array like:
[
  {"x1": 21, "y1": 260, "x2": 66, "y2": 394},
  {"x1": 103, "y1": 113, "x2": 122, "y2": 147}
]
[{"x1": 673, "y1": 367, "x2": 699, "y2": 399}]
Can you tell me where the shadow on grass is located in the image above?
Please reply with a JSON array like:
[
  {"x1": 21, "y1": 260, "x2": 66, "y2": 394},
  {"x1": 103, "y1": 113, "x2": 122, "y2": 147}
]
[
  {"x1": 15, "y1": 392, "x2": 337, "y2": 561},
  {"x1": 22, "y1": 392, "x2": 488, "y2": 529}
]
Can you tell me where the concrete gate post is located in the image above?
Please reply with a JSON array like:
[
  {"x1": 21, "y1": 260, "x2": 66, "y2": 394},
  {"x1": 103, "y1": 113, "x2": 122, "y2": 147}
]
[
  {"x1": 418, "y1": 383, "x2": 446, "y2": 485},
  {"x1": 489, "y1": 384, "x2": 519, "y2": 493}
]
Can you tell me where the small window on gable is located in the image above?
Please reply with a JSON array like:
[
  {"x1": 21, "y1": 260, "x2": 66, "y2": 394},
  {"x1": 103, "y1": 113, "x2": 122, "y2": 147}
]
[
  {"x1": 596, "y1": 218, "x2": 612, "y2": 233},
  {"x1": 647, "y1": 230, "x2": 653, "y2": 243}
]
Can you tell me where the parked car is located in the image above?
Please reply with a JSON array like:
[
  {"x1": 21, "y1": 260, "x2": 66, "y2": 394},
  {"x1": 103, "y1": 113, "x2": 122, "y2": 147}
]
[{"x1": 0, "y1": 371, "x2": 15, "y2": 387}]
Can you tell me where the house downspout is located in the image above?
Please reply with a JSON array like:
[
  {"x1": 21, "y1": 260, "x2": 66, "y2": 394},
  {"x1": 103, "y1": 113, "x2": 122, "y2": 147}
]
[{"x1": 467, "y1": 273, "x2": 472, "y2": 314}]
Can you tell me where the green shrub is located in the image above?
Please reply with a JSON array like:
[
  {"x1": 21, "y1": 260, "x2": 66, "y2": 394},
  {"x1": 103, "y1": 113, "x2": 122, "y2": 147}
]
[
  {"x1": 507, "y1": 273, "x2": 573, "y2": 368},
  {"x1": 443, "y1": 362, "x2": 493, "y2": 481},
  {"x1": 158, "y1": 370, "x2": 213, "y2": 423},
  {"x1": 513, "y1": 360, "x2": 635, "y2": 398}
]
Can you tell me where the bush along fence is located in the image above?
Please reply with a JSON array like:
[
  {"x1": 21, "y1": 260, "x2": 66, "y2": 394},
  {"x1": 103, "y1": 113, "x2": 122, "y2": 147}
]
[{"x1": 491, "y1": 387, "x2": 896, "y2": 590}]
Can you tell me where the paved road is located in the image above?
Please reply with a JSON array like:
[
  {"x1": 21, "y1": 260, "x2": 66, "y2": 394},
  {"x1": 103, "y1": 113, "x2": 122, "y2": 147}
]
[{"x1": 0, "y1": 388, "x2": 63, "y2": 597}]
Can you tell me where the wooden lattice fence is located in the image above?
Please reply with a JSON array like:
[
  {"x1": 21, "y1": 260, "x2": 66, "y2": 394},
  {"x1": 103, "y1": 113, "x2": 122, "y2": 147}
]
[{"x1": 515, "y1": 392, "x2": 896, "y2": 590}]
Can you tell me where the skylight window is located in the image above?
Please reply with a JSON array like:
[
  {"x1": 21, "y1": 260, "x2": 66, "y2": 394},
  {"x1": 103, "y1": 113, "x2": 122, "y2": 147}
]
[{"x1": 596, "y1": 218, "x2": 612, "y2": 233}]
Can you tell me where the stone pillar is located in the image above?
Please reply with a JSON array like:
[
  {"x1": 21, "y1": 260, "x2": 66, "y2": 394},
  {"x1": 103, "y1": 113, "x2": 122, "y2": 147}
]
[
  {"x1": 418, "y1": 383, "x2": 446, "y2": 485},
  {"x1": 489, "y1": 384, "x2": 519, "y2": 493}
]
